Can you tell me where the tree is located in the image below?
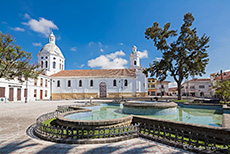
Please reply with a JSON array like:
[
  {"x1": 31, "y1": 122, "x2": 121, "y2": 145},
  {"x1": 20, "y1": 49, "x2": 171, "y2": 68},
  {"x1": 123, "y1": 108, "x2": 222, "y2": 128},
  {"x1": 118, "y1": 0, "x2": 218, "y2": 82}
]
[
  {"x1": 214, "y1": 80, "x2": 230, "y2": 103},
  {"x1": 143, "y1": 13, "x2": 210, "y2": 100},
  {"x1": 0, "y1": 31, "x2": 42, "y2": 81}
]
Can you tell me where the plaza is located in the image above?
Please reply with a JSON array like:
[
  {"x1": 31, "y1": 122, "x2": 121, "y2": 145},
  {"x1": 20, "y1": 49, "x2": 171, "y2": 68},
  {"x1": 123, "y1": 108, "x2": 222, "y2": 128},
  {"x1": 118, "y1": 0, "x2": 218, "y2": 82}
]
[{"x1": 0, "y1": 100, "x2": 191, "y2": 154}]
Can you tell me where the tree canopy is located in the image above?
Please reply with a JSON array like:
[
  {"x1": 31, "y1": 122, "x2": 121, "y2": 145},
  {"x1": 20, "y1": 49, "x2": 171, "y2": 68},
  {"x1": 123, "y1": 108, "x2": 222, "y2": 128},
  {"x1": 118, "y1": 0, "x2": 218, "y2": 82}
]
[
  {"x1": 214, "y1": 80, "x2": 230, "y2": 103},
  {"x1": 0, "y1": 31, "x2": 42, "y2": 81},
  {"x1": 143, "y1": 13, "x2": 210, "y2": 100}
]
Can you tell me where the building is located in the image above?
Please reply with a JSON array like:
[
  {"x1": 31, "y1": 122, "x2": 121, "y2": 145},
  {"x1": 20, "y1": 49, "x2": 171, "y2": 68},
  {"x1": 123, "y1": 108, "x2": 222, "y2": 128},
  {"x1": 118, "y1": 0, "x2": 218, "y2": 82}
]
[
  {"x1": 156, "y1": 81, "x2": 170, "y2": 96},
  {"x1": 49, "y1": 45, "x2": 147, "y2": 99},
  {"x1": 0, "y1": 74, "x2": 50, "y2": 102},
  {"x1": 148, "y1": 78, "x2": 157, "y2": 96},
  {"x1": 210, "y1": 71, "x2": 230, "y2": 97},
  {"x1": 181, "y1": 79, "x2": 211, "y2": 97},
  {"x1": 168, "y1": 87, "x2": 178, "y2": 96},
  {"x1": 0, "y1": 33, "x2": 148, "y2": 102}
]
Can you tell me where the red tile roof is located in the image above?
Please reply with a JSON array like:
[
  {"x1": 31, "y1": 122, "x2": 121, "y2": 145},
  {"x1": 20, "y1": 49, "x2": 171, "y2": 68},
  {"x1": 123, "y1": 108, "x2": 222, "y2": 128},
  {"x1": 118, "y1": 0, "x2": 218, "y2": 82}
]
[
  {"x1": 214, "y1": 71, "x2": 230, "y2": 81},
  {"x1": 188, "y1": 78, "x2": 210, "y2": 82},
  {"x1": 50, "y1": 69, "x2": 136, "y2": 77},
  {"x1": 169, "y1": 87, "x2": 177, "y2": 91}
]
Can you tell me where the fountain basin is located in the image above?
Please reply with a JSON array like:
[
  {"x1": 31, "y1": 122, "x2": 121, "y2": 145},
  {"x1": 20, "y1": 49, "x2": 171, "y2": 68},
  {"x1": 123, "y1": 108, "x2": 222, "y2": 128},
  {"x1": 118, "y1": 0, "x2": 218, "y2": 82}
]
[{"x1": 123, "y1": 101, "x2": 177, "y2": 115}]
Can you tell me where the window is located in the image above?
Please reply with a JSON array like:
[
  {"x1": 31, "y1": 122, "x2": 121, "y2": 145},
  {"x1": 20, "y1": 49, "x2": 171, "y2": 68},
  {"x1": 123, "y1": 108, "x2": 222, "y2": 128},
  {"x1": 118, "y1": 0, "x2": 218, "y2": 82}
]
[
  {"x1": 151, "y1": 85, "x2": 155, "y2": 88},
  {"x1": 41, "y1": 57, "x2": 43, "y2": 59},
  {"x1": 53, "y1": 57, "x2": 56, "y2": 60},
  {"x1": 190, "y1": 86, "x2": 195, "y2": 89},
  {"x1": 79, "y1": 80, "x2": 82, "y2": 87},
  {"x1": 41, "y1": 61, "x2": 43, "y2": 68},
  {"x1": 46, "y1": 56, "x2": 48, "y2": 59},
  {"x1": 0, "y1": 87, "x2": 5, "y2": 97},
  {"x1": 53, "y1": 61, "x2": 56, "y2": 69},
  {"x1": 45, "y1": 79, "x2": 47, "y2": 87},
  {"x1": 34, "y1": 79, "x2": 37, "y2": 86},
  {"x1": 124, "y1": 79, "x2": 128, "y2": 86},
  {"x1": 199, "y1": 85, "x2": 205, "y2": 89},
  {"x1": 62, "y1": 65, "x2": 64, "y2": 70},
  {"x1": 90, "y1": 80, "x2": 93, "y2": 87},
  {"x1": 24, "y1": 89, "x2": 27, "y2": 97},
  {"x1": 34, "y1": 89, "x2": 37, "y2": 97},
  {"x1": 57, "y1": 80, "x2": 60, "y2": 87},
  {"x1": 113, "y1": 80, "x2": 117, "y2": 86},
  {"x1": 59, "y1": 64, "x2": 61, "y2": 70},
  {"x1": 161, "y1": 85, "x2": 164, "y2": 88},
  {"x1": 45, "y1": 61, "x2": 48, "y2": 68},
  {"x1": 40, "y1": 78, "x2": 43, "y2": 87},
  {"x1": 45, "y1": 90, "x2": 47, "y2": 97},
  {"x1": 68, "y1": 80, "x2": 71, "y2": 87},
  {"x1": 134, "y1": 60, "x2": 136, "y2": 65}
]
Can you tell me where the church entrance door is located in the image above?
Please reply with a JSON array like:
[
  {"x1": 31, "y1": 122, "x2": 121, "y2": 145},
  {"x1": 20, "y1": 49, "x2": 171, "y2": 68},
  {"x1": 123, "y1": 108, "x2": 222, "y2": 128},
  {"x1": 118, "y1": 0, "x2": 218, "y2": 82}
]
[{"x1": 99, "y1": 82, "x2": 107, "y2": 98}]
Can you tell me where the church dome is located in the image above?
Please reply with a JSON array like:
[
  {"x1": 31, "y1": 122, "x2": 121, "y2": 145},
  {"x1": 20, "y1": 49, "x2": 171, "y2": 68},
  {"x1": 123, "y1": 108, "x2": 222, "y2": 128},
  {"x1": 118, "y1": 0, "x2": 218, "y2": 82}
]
[{"x1": 37, "y1": 33, "x2": 64, "y2": 58}]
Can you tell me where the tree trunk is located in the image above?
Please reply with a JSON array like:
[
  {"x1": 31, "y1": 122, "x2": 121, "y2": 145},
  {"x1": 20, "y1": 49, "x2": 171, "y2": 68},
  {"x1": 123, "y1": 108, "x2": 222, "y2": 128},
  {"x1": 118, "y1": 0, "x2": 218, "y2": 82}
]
[{"x1": 177, "y1": 83, "x2": 182, "y2": 100}]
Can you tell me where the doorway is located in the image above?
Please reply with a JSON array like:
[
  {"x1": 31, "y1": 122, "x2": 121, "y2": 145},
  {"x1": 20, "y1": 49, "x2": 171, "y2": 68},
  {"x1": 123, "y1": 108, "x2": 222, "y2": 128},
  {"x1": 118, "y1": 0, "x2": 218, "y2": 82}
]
[
  {"x1": 40, "y1": 90, "x2": 43, "y2": 100},
  {"x1": 99, "y1": 82, "x2": 107, "y2": 98},
  {"x1": 9, "y1": 88, "x2": 14, "y2": 101}
]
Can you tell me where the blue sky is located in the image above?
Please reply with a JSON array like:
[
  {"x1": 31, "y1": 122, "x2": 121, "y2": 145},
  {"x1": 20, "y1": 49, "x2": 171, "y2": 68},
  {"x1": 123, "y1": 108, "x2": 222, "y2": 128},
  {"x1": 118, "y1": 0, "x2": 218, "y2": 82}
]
[{"x1": 1, "y1": 0, "x2": 230, "y2": 86}]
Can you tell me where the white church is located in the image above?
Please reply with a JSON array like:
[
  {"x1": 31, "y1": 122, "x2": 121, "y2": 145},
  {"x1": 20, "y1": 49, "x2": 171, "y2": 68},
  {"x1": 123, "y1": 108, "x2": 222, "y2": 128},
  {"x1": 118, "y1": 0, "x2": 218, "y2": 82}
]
[{"x1": 0, "y1": 33, "x2": 147, "y2": 102}]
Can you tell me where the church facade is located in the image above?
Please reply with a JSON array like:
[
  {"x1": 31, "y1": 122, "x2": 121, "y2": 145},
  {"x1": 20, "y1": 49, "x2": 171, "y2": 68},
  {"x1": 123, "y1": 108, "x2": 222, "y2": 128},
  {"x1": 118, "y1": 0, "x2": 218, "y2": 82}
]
[{"x1": 0, "y1": 33, "x2": 147, "y2": 102}]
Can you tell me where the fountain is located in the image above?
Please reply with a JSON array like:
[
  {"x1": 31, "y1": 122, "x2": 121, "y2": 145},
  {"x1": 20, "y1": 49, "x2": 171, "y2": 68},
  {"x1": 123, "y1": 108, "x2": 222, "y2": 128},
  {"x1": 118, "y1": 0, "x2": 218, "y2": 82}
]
[{"x1": 123, "y1": 101, "x2": 178, "y2": 115}]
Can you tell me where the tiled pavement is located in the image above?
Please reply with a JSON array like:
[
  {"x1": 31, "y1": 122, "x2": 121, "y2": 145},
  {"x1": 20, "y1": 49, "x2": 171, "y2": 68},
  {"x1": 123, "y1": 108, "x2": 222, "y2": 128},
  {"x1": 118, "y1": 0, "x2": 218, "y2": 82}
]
[{"x1": 0, "y1": 100, "x2": 193, "y2": 154}]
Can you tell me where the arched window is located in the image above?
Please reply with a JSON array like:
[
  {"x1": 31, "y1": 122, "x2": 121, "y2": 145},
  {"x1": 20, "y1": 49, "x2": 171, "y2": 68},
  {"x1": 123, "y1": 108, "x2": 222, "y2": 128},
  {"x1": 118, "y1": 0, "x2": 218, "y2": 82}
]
[
  {"x1": 57, "y1": 80, "x2": 60, "y2": 87},
  {"x1": 124, "y1": 79, "x2": 128, "y2": 86},
  {"x1": 41, "y1": 61, "x2": 43, "y2": 68},
  {"x1": 59, "y1": 64, "x2": 61, "y2": 70},
  {"x1": 53, "y1": 61, "x2": 56, "y2": 69},
  {"x1": 113, "y1": 80, "x2": 116, "y2": 86},
  {"x1": 90, "y1": 80, "x2": 93, "y2": 87},
  {"x1": 45, "y1": 61, "x2": 48, "y2": 68},
  {"x1": 79, "y1": 80, "x2": 82, "y2": 87},
  {"x1": 134, "y1": 60, "x2": 136, "y2": 65},
  {"x1": 68, "y1": 80, "x2": 71, "y2": 87}
]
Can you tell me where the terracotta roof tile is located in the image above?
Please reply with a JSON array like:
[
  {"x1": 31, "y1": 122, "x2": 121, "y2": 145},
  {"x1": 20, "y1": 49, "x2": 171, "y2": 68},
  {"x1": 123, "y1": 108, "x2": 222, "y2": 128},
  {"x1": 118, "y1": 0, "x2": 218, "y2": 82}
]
[
  {"x1": 214, "y1": 71, "x2": 230, "y2": 80},
  {"x1": 189, "y1": 78, "x2": 210, "y2": 82},
  {"x1": 50, "y1": 69, "x2": 136, "y2": 77}
]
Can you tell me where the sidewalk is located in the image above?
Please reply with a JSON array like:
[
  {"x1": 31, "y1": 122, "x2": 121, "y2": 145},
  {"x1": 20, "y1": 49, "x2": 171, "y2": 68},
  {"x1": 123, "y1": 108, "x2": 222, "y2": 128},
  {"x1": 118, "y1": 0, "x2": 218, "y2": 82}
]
[{"x1": 0, "y1": 100, "x2": 192, "y2": 153}]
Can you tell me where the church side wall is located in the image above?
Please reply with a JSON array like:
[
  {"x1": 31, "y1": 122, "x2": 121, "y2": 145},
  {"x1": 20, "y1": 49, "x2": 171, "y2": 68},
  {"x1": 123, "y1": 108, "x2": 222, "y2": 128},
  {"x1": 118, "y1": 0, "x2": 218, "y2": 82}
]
[{"x1": 51, "y1": 75, "x2": 147, "y2": 99}]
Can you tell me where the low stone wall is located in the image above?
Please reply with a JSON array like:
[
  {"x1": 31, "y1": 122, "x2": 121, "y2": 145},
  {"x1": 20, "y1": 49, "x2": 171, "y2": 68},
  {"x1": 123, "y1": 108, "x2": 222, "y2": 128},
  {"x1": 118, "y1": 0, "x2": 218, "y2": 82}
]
[{"x1": 132, "y1": 115, "x2": 230, "y2": 153}]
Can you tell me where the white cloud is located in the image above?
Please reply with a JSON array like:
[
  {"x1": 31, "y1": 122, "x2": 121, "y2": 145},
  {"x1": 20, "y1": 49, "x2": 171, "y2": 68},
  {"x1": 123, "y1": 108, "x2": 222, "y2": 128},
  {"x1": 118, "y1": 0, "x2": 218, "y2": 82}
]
[
  {"x1": 88, "y1": 41, "x2": 95, "y2": 46},
  {"x1": 155, "y1": 57, "x2": 162, "y2": 61},
  {"x1": 100, "y1": 48, "x2": 104, "y2": 52},
  {"x1": 80, "y1": 64, "x2": 85, "y2": 68},
  {"x1": 88, "y1": 50, "x2": 128, "y2": 69},
  {"x1": 24, "y1": 13, "x2": 31, "y2": 19},
  {"x1": 11, "y1": 27, "x2": 25, "y2": 32},
  {"x1": 106, "y1": 50, "x2": 125, "y2": 59},
  {"x1": 70, "y1": 46, "x2": 77, "y2": 52},
  {"x1": 119, "y1": 43, "x2": 124, "y2": 45},
  {"x1": 224, "y1": 69, "x2": 230, "y2": 72},
  {"x1": 22, "y1": 17, "x2": 58, "y2": 37},
  {"x1": 137, "y1": 50, "x2": 148, "y2": 59},
  {"x1": 32, "y1": 42, "x2": 42, "y2": 47},
  {"x1": 168, "y1": 82, "x2": 177, "y2": 88}
]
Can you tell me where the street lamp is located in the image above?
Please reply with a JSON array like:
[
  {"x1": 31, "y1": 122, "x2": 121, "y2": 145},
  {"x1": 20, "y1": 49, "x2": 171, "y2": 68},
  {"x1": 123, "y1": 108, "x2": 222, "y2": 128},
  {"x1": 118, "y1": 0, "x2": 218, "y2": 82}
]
[{"x1": 25, "y1": 77, "x2": 28, "y2": 103}]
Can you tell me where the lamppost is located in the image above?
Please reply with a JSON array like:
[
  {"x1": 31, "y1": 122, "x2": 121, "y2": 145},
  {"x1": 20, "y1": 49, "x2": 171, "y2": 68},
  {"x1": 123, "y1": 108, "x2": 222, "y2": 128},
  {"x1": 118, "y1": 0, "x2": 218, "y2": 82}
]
[
  {"x1": 25, "y1": 77, "x2": 28, "y2": 103},
  {"x1": 50, "y1": 79, "x2": 53, "y2": 100}
]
